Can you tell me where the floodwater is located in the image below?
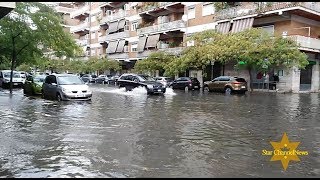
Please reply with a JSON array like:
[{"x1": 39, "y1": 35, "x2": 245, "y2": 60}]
[{"x1": 0, "y1": 85, "x2": 319, "y2": 178}]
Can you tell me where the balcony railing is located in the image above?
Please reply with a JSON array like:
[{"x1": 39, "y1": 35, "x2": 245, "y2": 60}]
[
  {"x1": 214, "y1": 2, "x2": 320, "y2": 21},
  {"x1": 138, "y1": 2, "x2": 180, "y2": 13},
  {"x1": 159, "y1": 46, "x2": 184, "y2": 55},
  {"x1": 137, "y1": 47, "x2": 184, "y2": 58},
  {"x1": 107, "y1": 53, "x2": 129, "y2": 59},
  {"x1": 70, "y1": 22, "x2": 89, "y2": 33},
  {"x1": 98, "y1": 35, "x2": 107, "y2": 43},
  {"x1": 106, "y1": 31, "x2": 129, "y2": 41},
  {"x1": 55, "y1": 6, "x2": 74, "y2": 14},
  {"x1": 70, "y1": 5, "x2": 89, "y2": 19},
  {"x1": 100, "y1": 11, "x2": 127, "y2": 24},
  {"x1": 137, "y1": 20, "x2": 186, "y2": 34},
  {"x1": 75, "y1": 39, "x2": 89, "y2": 46},
  {"x1": 288, "y1": 35, "x2": 320, "y2": 52}
]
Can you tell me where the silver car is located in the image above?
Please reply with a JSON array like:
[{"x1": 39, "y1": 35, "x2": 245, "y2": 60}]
[
  {"x1": 42, "y1": 74, "x2": 92, "y2": 101},
  {"x1": 154, "y1": 77, "x2": 173, "y2": 87}
]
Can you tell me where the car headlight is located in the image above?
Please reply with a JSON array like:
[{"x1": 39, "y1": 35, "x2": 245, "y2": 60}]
[
  {"x1": 147, "y1": 85, "x2": 153, "y2": 89},
  {"x1": 62, "y1": 88, "x2": 72, "y2": 93},
  {"x1": 87, "y1": 88, "x2": 92, "y2": 93}
]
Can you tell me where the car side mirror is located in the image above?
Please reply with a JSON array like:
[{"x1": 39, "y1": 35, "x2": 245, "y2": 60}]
[{"x1": 51, "y1": 83, "x2": 57, "y2": 86}]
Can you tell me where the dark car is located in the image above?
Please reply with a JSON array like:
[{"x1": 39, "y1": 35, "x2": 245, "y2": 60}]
[
  {"x1": 95, "y1": 74, "x2": 112, "y2": 84},
  {"x1": 170, "y1": 77, "x2": 200, "y2": 90},
  {"x1": 203, "y1": 76, "x2": 248, "y2": 94},
  {"x1": 117, "y1": 73, "x2": 166, "y2": 95},
  {"x1": 81, "y1": 74, "x2": 97, "y2": 83}
]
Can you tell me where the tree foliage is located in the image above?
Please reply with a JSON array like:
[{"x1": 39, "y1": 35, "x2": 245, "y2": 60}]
[
  {"x1": 0, "y1": 2, "x2": 81, "y2": 92},
  {"x1": 134, "y1": 51, "x2": 174, "y2": 74}
]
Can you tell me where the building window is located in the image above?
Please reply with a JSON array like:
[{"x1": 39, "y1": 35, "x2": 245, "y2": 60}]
[
  {"x1": 131, "y1": 21, "x2": 138, "y2": 31},
  {"x1": 202, "y1": 3, "x2": 214, "y2": 16},
  {"x1": 91, "y1": 15, "x2": 96, "y2": 22},
  {"x1": 124, "y1": 21, "x2": 130, "y2": 31},
  {"x1": 260, "y1": 25, "x2": 274, "y2": 36},
  {"x1": 188, "y1": 7, "x2": 196, "y2": 19},
  {"x1": 131, "y1": 43, "x2": 138, "y2": 52},
  {"x1": 85, "y1": 34, "x2": 89, "y2": 39},
  {"x1": 91, "y1": 32, "x2": 96, "y2": 39},
  {"x1": 91, "y1": 49, "x2": 95, "y2": 56},
  {"x1": 277, "y1": 70, "x2": 284, "y2": 76}
]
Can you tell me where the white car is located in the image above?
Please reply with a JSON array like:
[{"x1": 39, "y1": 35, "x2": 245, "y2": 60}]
[
  {"x1": 154, "y1": 77, "x2": 173, "y2": 87},
  {"x1": 0, "y1": 70, "x2": 25, "y2": 88},
  {"x1": 42, "y1": 74, "x2": 92, "y2": 101}
]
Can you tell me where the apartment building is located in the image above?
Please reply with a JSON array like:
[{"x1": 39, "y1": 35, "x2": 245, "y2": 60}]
[
  {"x1": 62, "y1": 2, "x2": 320, "y2": 92},
  {"x1": 211, "y1": 2, "x2": 320, "y2": 92}
]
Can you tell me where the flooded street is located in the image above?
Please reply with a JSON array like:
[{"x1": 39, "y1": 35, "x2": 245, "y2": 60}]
[{"x1": 0, "y1": 85, "x2": 319, "y2": 178}]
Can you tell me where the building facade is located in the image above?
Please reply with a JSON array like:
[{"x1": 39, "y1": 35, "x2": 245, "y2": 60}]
[{"x1": 58, "y1": 2, "x2": 320, "y2": 93}]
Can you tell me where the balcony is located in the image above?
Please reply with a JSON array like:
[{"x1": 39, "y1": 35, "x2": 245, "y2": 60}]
[
  {"x1": 99, "y1": 2, "x2": 126, "y2": 8},
  {"x1": 138, "y1": 2, "x2": 181, "y2": 14},
  {"x1": 288, "y1": 35, "x2": 320, "y2": 52},
  {"x1": 70, "y1": 5, "x2": 89, "y2": 19},
  {"x1": 159, "y1": 46, "x2": 184, "y2": 55},
  {"x1": 98, "y1": 35, "x2": 107, "y2": 43},
  {"x1": 70, "y1": 22, "x2": 89, "y2": 33},
  {"x1": 137, "y1": 20, "x2": 186, "y2": 35},
  {"x1": 75, "y1": 39, "x2": 89, "y2": 46},
  {"x1": 100, "y1": 11, "x2": 127, "y2": 24},
  {"x1": 106, "y1": 31, "x2": 130, "y2": 41},
  {"x1": 214, "y1": 2, "x2": 320, "y2": 21},
  {"x1": 137, "y1": 47, "x2": 184, "y2": 58},
  {"x1": 107, "y1": 53, "x2": 129, "y2": 60}
]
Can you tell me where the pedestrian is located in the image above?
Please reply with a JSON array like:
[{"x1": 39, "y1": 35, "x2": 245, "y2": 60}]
[{"x1": 272, "y1": 73, "x2": 279, "y2": 90}]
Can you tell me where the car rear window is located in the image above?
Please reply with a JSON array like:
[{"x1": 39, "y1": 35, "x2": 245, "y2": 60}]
[{"x1": 235, "y1": 78, "x2": 246, "y2": 82}]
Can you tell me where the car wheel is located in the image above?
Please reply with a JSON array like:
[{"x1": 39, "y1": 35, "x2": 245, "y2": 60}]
[
  {"x1": 225, "y1": 87, "x2": 232, "y2": 94},
  {"x1": 203, "y1": 86, "x2": 210, "y2": 92},
  {"x1": 56, "y1": 93, "x2": 62, "y2": 102}
]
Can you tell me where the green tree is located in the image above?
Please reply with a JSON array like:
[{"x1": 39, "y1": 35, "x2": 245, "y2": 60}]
[
  {"x1": 166, "y1": 28, "x2": 308, "y2": 90},
  {"x1": 16, "y1": 63, "x2": 31, "y2": 72},
  {"x1": 134, "y1": 51, "x2": 174, "y2": 75},
  {"x1": 0, "y1": 2, "x2": 81, "y2": 93}
]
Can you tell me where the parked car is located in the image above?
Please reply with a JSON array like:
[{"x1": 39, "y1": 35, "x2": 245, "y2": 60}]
[
  {"x1": 23, "y1": 75, "x2": 46, "y2": 95},
  {"x1": 117, "y1": 73, "x2": 166, "y2": 95},
  {"x1": 95, "y1": 74, "x2": 112, "y2": 84},
  {"x1": 0, "y1": 70, "x2": 25, "y2": 88},
  {"x1": 81, "y1": 74, "x2": 97, "y2": 83},
  {"x1": 203, "y1": 76, "x2": 248, "y2": 94},
  {"x1": 170, "y1": 77, "x2": 200, "y2": 90},
  {"x1": 154, "y1": 77, "x2": 173, "y2": 87},
  {"x1": 42, "y1": 74, "x2": 92, "y2": 101}
]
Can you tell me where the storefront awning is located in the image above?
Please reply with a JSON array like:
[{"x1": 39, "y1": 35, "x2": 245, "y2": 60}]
[
  {"x1": 137, "y1": 36, "x2": 147, "y2": 52},
  {"x1": 145, "y1": 34, "x2": 160, "y2": 48},
  {"x1": 108, "y1": 21, "x2": 119, "y2": 33},
  {"x1": 216, "y1": 21, "x2": 231, "y2": 34},
  {"x1": 231, "y1": 17, "x2": 254, "y2": 33},
  {"x1": 117, "y1": 19, "x2": 126, "y2": 30},
  {"x1": 106, "y1": 41, "x2": 119, "y2": 53},
  {"x1": 116, "y1": 40, "x2": 126, "y2": 52}
]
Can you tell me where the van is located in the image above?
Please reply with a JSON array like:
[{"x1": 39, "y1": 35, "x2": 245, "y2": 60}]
[{"x1": 0, "y1": 70, "x2": 25, "y2": 88}]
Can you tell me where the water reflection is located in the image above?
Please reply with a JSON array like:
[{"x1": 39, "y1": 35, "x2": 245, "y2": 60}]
[{"x1": 0, "y1": 86, "x2": 319, "y2": 177}]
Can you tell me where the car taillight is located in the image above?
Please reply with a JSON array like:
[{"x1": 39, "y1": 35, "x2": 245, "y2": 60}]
[{"x1": 232, "y1": 82, "x2": 242, "y2": 84}]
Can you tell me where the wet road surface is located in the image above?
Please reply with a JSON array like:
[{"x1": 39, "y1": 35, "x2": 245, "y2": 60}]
[{"x1": 0, "y1": 85, "x2": 319, "y2": 177}]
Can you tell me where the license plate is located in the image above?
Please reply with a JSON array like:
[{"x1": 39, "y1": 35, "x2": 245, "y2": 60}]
[
  {"x1": 75, "y1": 94, "x2": 85, "y2": 97},
  {"x1": 194, "y1": 86, "x2": 198, "y2": 88},
  {"x1": 158, "y1": 89, "x2": 162, "y2": 92},
  {"x1": 13, "y1": 83, "x2": 18, "y2": 85},
  {"x1": 241, "y1": 86, "x2": 245, "y2": 88}
]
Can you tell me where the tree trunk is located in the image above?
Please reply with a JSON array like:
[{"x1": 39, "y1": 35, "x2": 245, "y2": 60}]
[
  {"x1": 248, "y1": 67, "x2": 253, "y2": 92},
  {"x1": 9, "y1": 38, "x2": 17, "y2": 94}
]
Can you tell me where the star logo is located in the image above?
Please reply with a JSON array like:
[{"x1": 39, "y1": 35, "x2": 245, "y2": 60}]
[{"x1": 270, "y1": 133, "x2": 300, "y2": 170}]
